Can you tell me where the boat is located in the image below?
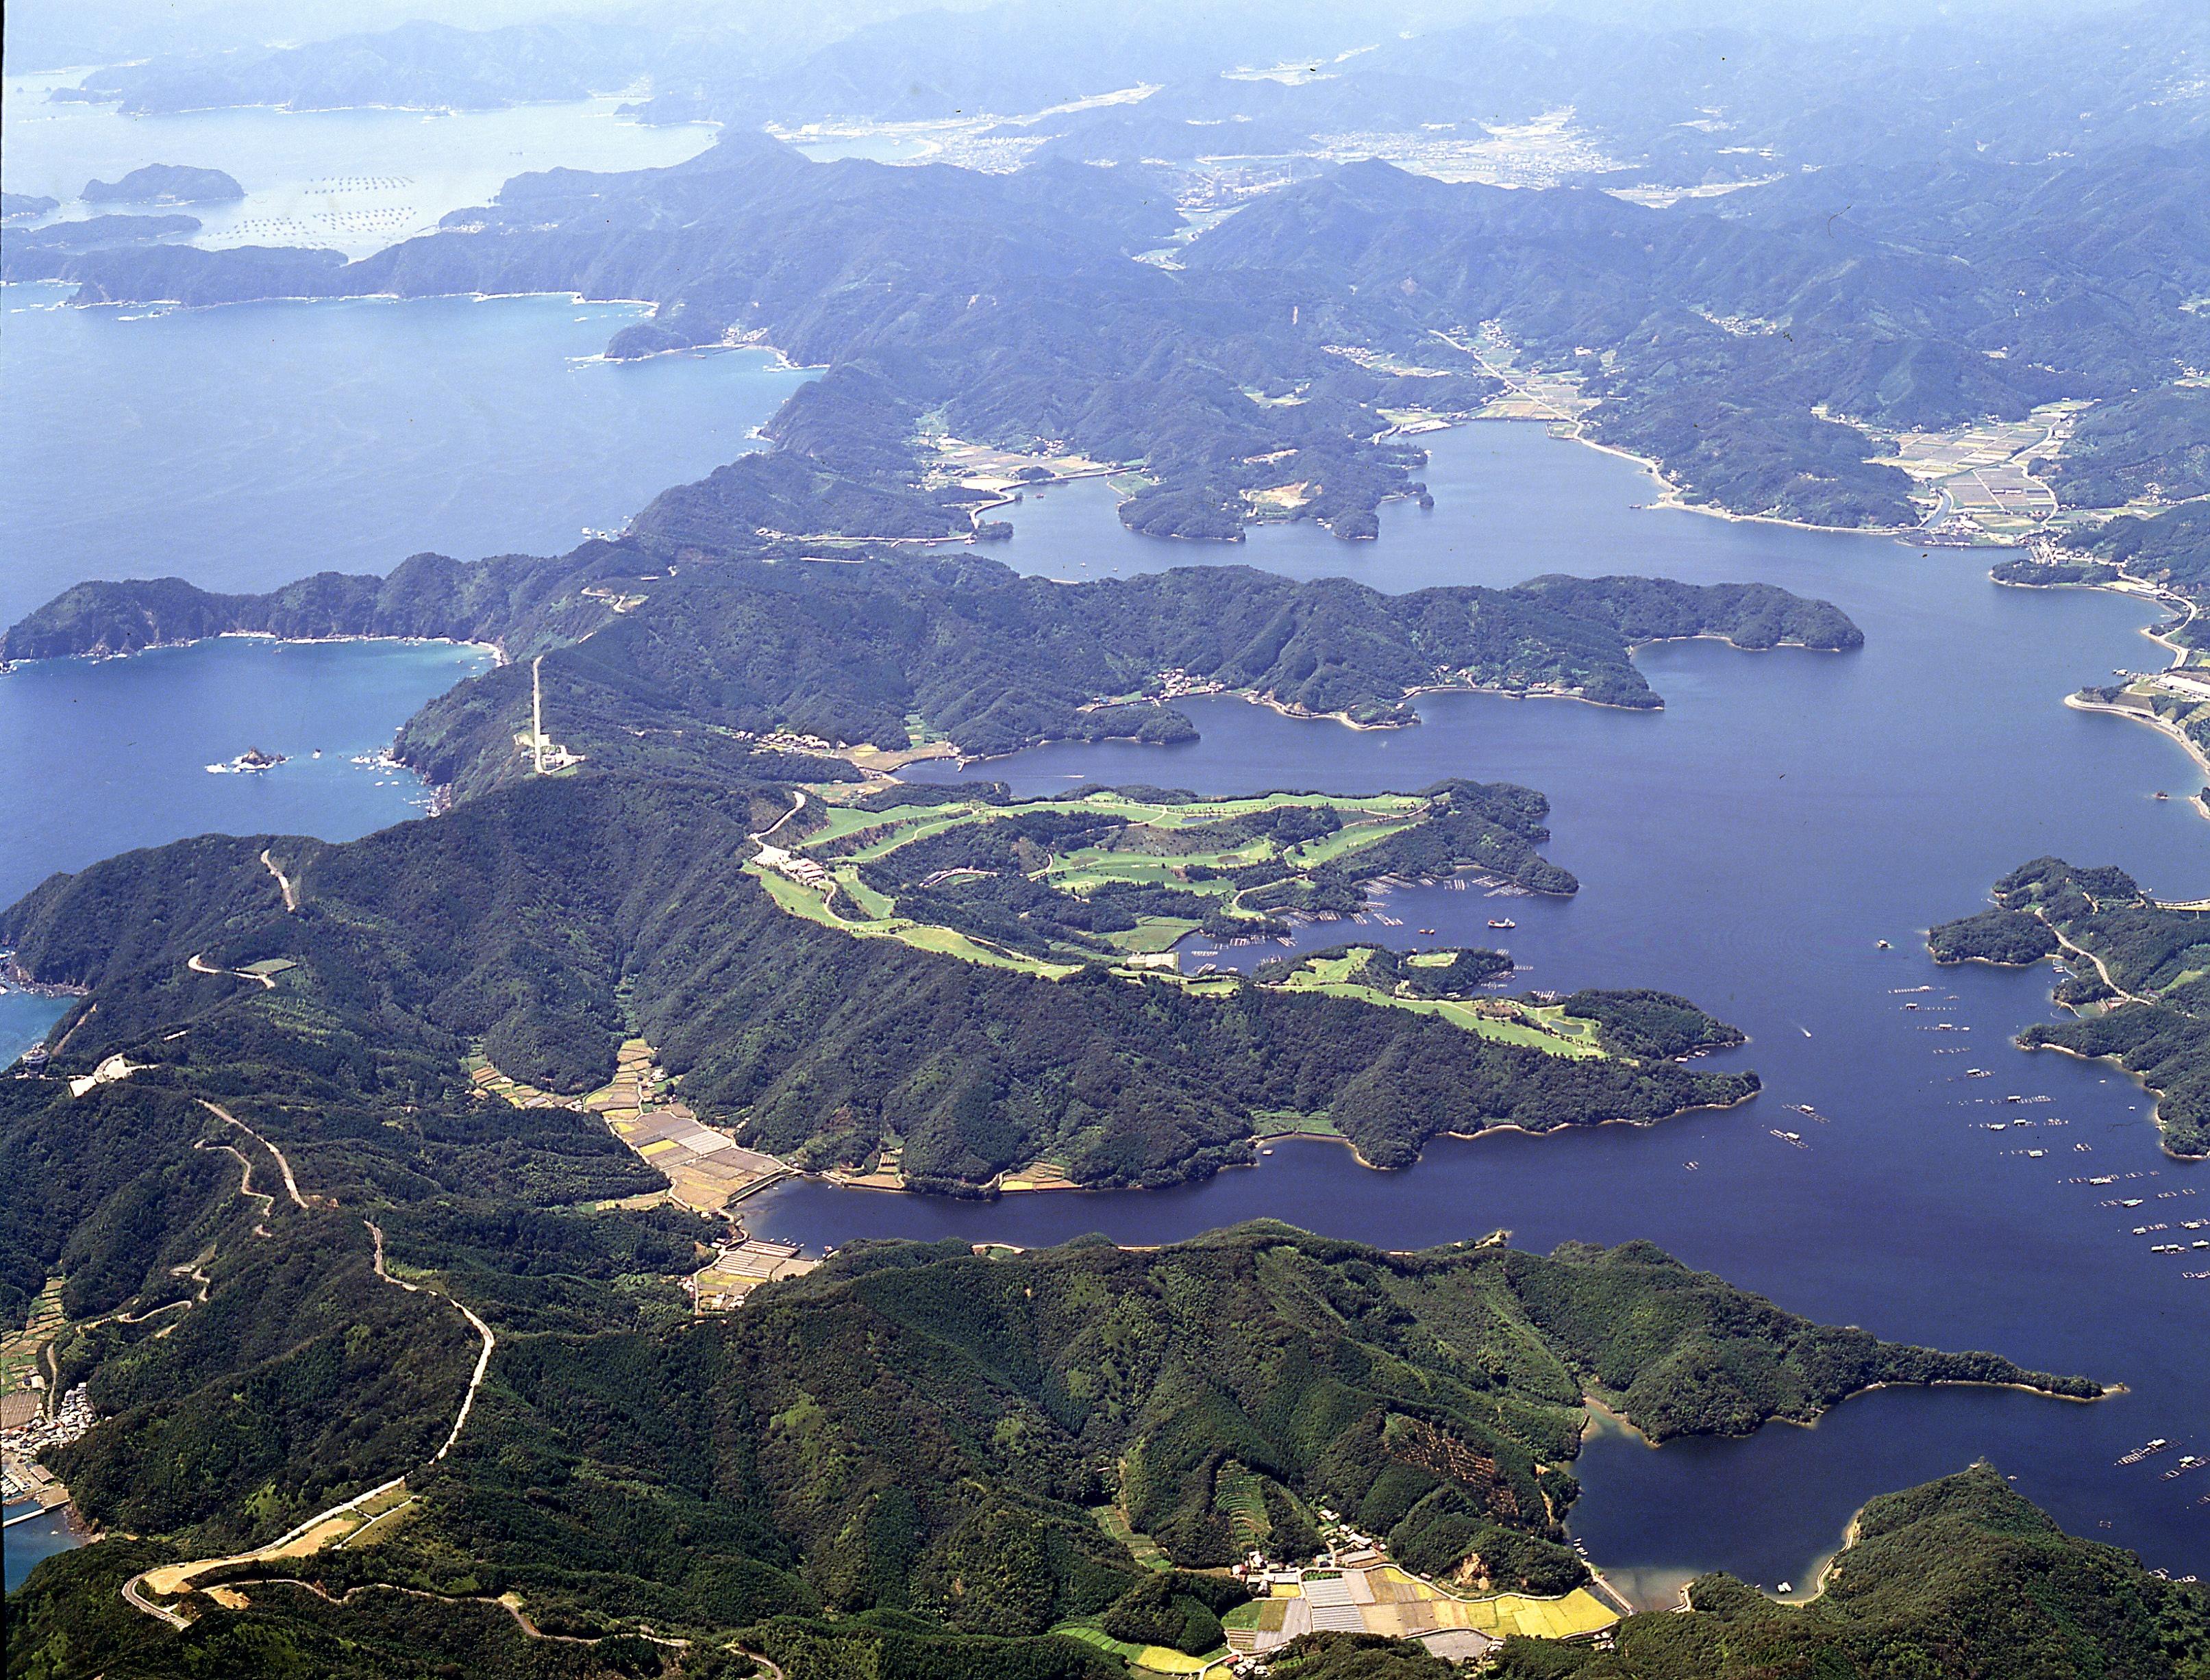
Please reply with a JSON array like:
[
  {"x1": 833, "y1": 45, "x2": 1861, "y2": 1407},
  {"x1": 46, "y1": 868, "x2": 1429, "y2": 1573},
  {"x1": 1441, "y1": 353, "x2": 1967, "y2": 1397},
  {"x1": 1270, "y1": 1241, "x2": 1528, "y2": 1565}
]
[
  {"x1": 1876, "y1": 939, "x2": 1891, "y2": 949},
  {"x1": 1417, "y1": 928, "x2": 1437, "y2": 936},
  {"x1": 1487, "y1": 918, "x2": 1515, "y2": 929}
]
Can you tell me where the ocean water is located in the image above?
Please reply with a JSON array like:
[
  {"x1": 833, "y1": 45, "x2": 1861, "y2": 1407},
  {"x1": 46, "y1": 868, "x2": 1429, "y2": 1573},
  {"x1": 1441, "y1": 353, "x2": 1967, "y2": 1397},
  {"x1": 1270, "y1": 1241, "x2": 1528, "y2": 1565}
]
[
  {"x1": 3, "y1": 1501, "x2": 86, "y2": 1594},
  {"x1": 0, "y1": 636, "x2": 491, "y2": 906},
  {"x1": 4, "y1": 212, "x2": 2204, "y2": 1598},
  {"x1": 0, "y1": 283, "x2": 812, "y2": 627},
  {"x1": 748, "y1": 422, "x2": 2210, "y2": 1590},
  {"x1": 2, "y1": 68, "x2": 718, "y2": 257}
]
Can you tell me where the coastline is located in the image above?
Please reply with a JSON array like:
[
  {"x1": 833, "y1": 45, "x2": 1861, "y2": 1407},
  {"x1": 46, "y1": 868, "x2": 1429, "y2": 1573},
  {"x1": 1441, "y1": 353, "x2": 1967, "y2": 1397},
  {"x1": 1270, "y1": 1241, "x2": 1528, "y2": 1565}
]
[
  {"x1": 1528, "y1": 421, "x2": 1915, "y2": 540},
  {"x1": 2012, "y1": 1036, "x2": 2206, "y2": 1164},
  {"x1": 2063, "y1": 690, "x2": 2210, "y2": 787},
  {"x1": 982, "y1": 1083, "x2": 1766, "y2": 1194},
  {"x1": 1999, "y1": 557, "x2": 2210, "y2": 820},
  {"x1": 3, "y1": 629, "x2": 507, "y2": 675},
  {"x1": 1582, "y1": 1370, "x2": 2111, "y2": 1458},
  {"x1": 793, "y1": 1084, "x2": 1762, "y2": 1205}
]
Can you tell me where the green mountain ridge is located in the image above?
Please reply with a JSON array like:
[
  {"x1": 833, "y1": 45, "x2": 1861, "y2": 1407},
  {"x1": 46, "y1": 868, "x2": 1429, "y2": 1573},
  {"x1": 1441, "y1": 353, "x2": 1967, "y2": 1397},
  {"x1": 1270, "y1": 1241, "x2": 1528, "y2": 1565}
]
[
  {"x1": 2, "y1": 553, "x2": 1861, "y2": 796},
  {"x1": 1, "y1": 1220, "x2": 2107, "y2": 1680},
  {"x1": 0, "y1": 773, "x2": 1757, "y2": 1195}
]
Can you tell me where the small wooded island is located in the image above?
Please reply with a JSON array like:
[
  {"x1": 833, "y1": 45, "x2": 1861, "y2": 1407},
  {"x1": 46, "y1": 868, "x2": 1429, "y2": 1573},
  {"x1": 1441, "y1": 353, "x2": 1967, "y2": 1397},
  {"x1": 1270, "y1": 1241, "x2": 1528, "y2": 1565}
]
[{"x1": 80, "y1": 164, "x2": 245, "y2": 204}]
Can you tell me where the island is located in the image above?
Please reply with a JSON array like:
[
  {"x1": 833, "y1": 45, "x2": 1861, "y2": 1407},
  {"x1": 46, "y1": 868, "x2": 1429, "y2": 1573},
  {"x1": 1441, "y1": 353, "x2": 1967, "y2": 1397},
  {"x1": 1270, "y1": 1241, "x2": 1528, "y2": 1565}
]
[
  {"x1": 79, "y1": 164, "x2": 245, "y2": 205},
  {"x1": 206, "y1": 747, "x2": 286, "y2": 775},
  {"x1": 1932, "y1": 857, "x2": 2210, "y2": 1156},
  {"x1": 2, "y1": 191, "x2": 60, "y2": 220}
]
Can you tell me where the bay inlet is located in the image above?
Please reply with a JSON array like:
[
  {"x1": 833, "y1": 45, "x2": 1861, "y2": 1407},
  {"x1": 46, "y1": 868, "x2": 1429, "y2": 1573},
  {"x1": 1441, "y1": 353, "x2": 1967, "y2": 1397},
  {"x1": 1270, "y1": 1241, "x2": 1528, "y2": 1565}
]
[{"x1": 748, "y1": 421, "x2": 2209, "y2": 1588}]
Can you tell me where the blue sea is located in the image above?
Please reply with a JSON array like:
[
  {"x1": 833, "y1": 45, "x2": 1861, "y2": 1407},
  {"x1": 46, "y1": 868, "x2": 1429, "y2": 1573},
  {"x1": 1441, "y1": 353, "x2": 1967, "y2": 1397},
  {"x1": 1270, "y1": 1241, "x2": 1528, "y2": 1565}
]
[
  {"x1": 2, "y1": 66, "x2": 721, "y2": 258},
  {"x1": 0, "y1": 284, "x2": 811, "y2": 627}
]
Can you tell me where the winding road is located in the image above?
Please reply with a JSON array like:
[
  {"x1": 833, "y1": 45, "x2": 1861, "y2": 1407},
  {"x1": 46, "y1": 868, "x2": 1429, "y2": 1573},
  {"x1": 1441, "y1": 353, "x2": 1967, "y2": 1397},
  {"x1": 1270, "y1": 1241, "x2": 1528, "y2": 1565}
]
[
  {"x1": 117, "y1": 1137, "x2": 496, "y2": 1629},
  {"x1": 201, "y1": 1101, "x2": 307, "y2": 1209},
  {"x1": 366, "y1": 1219, "x2": 498, "y2": 1463}
]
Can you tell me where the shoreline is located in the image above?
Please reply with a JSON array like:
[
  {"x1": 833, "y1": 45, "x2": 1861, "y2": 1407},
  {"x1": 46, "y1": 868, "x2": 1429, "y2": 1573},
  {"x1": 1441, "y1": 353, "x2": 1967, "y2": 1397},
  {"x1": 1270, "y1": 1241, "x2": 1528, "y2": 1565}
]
[
  {"x1": 1999, "y1": 558, "x2": 2210, "y2": 803},
  {"x1": 1528, "y1": 421, "x2": 1915, "y2": 540},
  {"x1": 1576, "y1": 1377, "x2": 2107, "y2": 1609},
  {"x1": 1583, "y1": 1370, "x2": 2113, "y2": 1453},
  {"x1": 3, "y1": 629, "x2": 507, "y2": 675},
  {"x1": 2063, "y1": 690, "x2": 2210, "y2": 788},
  {"x1": 790, "y1": 1083, "x2": 1763, "y2": 1205},
  {"x1": 2011, "y1": 1036, "x2": 2207, "y2": 1164}
]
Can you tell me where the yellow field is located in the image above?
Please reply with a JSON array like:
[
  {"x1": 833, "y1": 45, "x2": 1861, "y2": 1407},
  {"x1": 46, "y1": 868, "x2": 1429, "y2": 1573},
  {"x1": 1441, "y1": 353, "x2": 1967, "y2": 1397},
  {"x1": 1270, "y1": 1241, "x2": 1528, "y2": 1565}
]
[
  {"x1": 1339, "y1": 1567, "x2": 1617, "y2": 1640},
  {"x1": 1131, "y1": 1648, "x2": 1210, "y2": 1674}
]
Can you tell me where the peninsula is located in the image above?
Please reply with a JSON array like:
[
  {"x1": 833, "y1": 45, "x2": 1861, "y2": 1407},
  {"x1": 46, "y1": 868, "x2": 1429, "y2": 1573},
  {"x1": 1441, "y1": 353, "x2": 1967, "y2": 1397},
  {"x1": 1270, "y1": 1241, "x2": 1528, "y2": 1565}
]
[
  {"x1": 2, "y1": 773, "x2": 1759, "y2": 1194},
  {"x1": 3, "y1": 553, "x2": 1861, "y2": 799},
  {"x1": 0, "y1": 1212, "x2": 2107, "y2": 1677},
  {"x1": 1932, "y1": 857, "x2": 2210, "y2": 1156}
]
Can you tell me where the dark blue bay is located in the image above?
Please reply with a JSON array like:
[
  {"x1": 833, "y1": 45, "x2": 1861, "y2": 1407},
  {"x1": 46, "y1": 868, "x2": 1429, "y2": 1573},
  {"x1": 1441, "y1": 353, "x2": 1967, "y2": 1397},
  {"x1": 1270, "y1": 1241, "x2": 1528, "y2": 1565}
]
[{"x1": 747, "y1": 422, "x2": 2210, "y2": 1590}]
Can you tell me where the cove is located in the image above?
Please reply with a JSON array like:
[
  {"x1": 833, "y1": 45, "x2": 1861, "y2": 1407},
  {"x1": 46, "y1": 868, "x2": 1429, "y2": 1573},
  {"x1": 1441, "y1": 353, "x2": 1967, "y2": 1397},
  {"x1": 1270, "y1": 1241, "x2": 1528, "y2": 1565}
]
[
  {"x1": 3, "y1": 1501, "x2": 88, "y2": 1594},
  {"x1": 0, "y1": 284, "x2": 812, "y2": 627},
  {"x1": 750, "y1": 422, "x2": 2210, "y2": 1587},
  {"x1": 0, "y1": 636, "x2": 493, "y2": 907}
]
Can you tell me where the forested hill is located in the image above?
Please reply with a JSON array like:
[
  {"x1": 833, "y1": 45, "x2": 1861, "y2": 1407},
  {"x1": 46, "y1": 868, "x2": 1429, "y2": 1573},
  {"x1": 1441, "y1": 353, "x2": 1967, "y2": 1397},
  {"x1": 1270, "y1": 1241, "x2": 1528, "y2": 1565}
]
[
  {"x1": 1183, "y1": 144, "x2": 2210, "y2": 528},
  {"x1": 0, "y1": 549, "x2": 618, "y2": 666},
  {"x1": 10, "y1": 134, "x2": 1455, "y2": 544},
  {"x1": 0, "y1": 1214, "x2": 2103, "y2": 1679},
  {"x1": 5, "y1": 548, "x2": 1860, "y2": 786},
  {"x1": 18, "y1": 121, "x2": 2202, "y2": 542},
  {"x1": 1, "y1": 773, "x2": 1756, "y2": 1193},
  {"x1": 403, "y1": 558, "x2": 1857, "y2": 791},
  {"x1": 1493, "y1": 1463, "x2": 2209, "y2": 1680}
]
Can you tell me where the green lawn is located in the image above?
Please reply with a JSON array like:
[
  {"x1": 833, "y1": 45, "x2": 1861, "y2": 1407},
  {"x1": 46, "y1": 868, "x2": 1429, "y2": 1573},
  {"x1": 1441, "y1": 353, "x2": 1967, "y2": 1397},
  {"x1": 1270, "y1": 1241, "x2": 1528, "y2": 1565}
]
[
  {"x1": 1284, "y1": 813, "x2": 1422, "y2": 867},
  {"x1": 1110, "y1": 916, "x2": 1205, "y2": 955},
  {"x1": 751, "y1": 863, "x2": 1080, "y2": 979},
  {"x1": 833, "y1": 869, "x2": 897, "y2": 920},
  {"x1": 760, "y1": 790, "x2": 1591, "y2": 1040},
  {"x1": 1263, "y1": 953, "x2": 1604, "y2": 1059},
  {"x1": 1049, "y1": 1622, "x2": 1220, "y2": 1675}
]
